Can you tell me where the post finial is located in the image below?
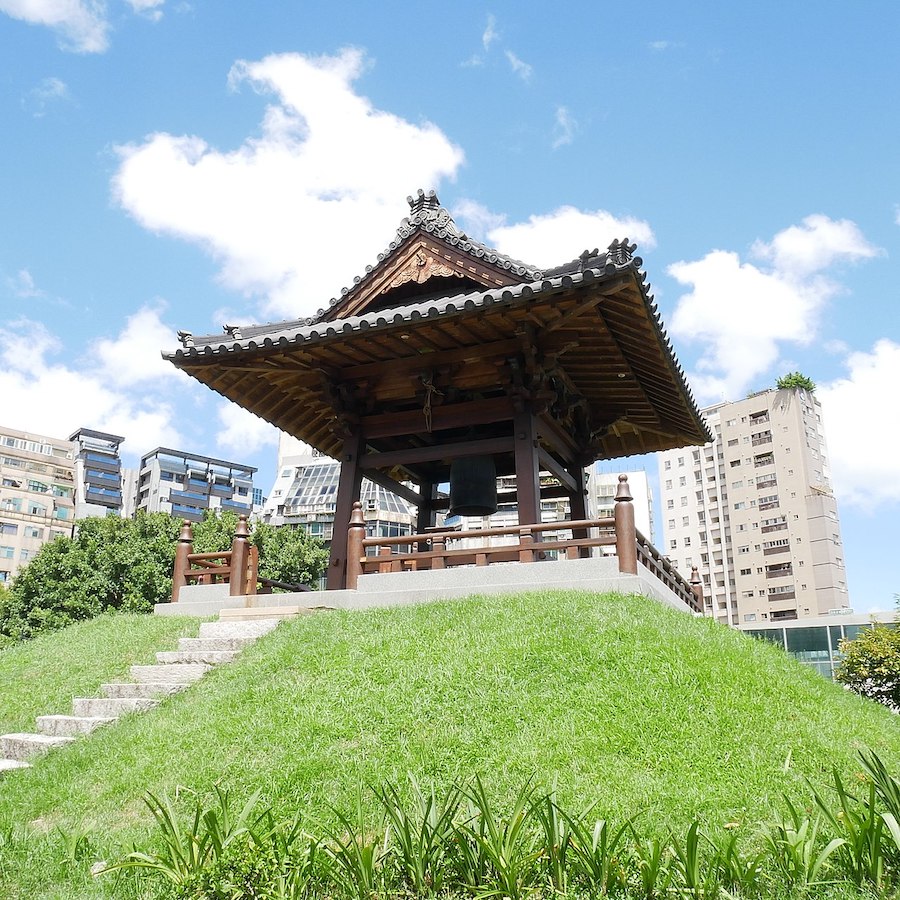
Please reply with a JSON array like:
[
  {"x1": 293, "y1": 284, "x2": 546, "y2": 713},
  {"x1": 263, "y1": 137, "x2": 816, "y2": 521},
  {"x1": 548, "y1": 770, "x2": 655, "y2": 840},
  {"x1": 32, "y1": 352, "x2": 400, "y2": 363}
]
[
  {"x1": 615, "y1": 474, "x2": 633, "y2": 503},
  {"x1": 350, "y1": 500, "x2": 365, "y2": 527},
  {"x1": 178, "y1": 519, "x2": 193, "y2": 543},
  {"x1": 235, "y1": 514, "x2": 251, "y2": 540}
]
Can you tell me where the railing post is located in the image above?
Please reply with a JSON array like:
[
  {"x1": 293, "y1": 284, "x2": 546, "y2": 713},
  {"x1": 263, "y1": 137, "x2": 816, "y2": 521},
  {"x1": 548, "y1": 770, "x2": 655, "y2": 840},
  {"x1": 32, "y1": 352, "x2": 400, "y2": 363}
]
[
  {"x1": 171, "y1": 519, "x2": 194, "y2": 602},
  {"x1": 614, "y1": 474, "x2": 638, "y2": 575},
  {"x1": 346, "y1": 501, "x2": 365, "y2": 590},
  {"x1": 431, "y1": 534, "x2": 445, "y2": 569},
  {"x1": 690, "y1": 565, "x2": 705, "y2": 614},
  {"x1": 229, "y1": 514, "x2": 251, "y2": 596}
]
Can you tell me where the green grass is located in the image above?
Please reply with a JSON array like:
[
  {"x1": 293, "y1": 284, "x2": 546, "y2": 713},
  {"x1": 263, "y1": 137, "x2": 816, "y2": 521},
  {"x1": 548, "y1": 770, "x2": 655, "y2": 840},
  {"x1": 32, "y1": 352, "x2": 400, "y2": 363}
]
[
  {"x1": 0, "y1": 613, "x2": 199, "y2": 735},
  {"x1": 0, "y1": 590, "x2": 898, "y2": 898}
]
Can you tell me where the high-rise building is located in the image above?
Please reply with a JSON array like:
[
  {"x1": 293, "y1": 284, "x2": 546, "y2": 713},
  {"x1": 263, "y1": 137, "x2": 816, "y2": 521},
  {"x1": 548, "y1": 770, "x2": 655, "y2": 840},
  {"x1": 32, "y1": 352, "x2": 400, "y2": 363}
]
[
  {"x1": 134, "y1": 448, "x2": 256, "y2": 522},
  {"x1": 657, "y1": 387, "x2": 849, "y2": 626},
  {"x1": 69, "y1": 428, "x2": 125, "y2": 518},
  {"x1": 589, "y1": 470, "x2": 654, "y2": 542},
  {"x1": 0, "y1": 425, "x2": 76, "y2": 583}
]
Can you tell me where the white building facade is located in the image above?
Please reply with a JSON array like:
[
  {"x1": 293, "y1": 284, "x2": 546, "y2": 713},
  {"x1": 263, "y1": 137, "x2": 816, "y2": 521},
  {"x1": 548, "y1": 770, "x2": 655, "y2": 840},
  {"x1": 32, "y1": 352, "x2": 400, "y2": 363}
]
[{"x1": 658, "y1": 388, "x2": 849, "y2": 626}]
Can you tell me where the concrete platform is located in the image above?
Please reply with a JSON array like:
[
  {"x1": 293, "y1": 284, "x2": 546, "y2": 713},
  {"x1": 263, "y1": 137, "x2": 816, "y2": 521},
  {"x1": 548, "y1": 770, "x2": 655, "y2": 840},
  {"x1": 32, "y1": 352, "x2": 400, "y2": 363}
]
[{"x1": 156, "y1": 557, "x2": 692, "y2": 618}]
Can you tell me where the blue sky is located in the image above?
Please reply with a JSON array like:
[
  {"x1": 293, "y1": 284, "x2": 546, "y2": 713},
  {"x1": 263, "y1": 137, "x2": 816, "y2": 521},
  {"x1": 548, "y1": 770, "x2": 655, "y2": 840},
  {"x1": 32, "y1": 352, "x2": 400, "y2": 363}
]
[{"x1": 1, "y1": 1, "x2": 898, "y2": 610}]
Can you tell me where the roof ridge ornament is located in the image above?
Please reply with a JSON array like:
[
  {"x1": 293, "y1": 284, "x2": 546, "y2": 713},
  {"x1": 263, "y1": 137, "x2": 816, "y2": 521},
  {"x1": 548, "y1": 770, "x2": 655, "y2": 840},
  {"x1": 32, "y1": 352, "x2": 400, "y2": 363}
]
[{"x1": 403, "y1": 188, "x2": 459, "y2": 235}]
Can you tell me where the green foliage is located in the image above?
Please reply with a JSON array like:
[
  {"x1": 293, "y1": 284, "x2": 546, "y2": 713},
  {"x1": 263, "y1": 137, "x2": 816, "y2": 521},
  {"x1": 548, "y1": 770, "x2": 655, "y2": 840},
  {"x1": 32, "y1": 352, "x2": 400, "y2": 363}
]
[
  {"x1": 0, "y1": 513, "x2": 180, "y2": 641},
  {"x1": 0, "y1": 509, "x2": 328, "y2": 643},
  {"x1": 836, "y1": 625, "x2": 900, "y2": 711},
  {"x1": 776, "y1": 371, "x2": 817, "y2": 392},
  {"x1": 98, "y1": 755, "x2": 900, "y2": 899}
]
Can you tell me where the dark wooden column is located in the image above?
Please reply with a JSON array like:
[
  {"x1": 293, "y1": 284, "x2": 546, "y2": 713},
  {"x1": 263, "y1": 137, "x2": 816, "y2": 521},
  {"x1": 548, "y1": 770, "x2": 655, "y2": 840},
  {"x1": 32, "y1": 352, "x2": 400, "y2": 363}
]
[
  {"x1": 568, "y1": 463, "x2": 589, "y2": 557},
  {"x1": 415, "y1": 480, "x2": 437, "y2": 549},
  {"x1": 514, "y1": 407, "x2": 541, "y2": 527},
  {"x1": 327, "y1": 431, "x2": 364, "y2": 590}
]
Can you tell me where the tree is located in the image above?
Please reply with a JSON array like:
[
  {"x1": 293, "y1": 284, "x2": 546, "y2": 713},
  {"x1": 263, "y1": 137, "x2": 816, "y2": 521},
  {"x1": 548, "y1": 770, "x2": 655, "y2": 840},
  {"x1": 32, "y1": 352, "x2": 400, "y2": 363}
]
[
  {"x1": 776, "y1": 372, "x2": 816, "y2": 392},
  {"x1": 835, "y1": 625, "x2": 900, "y2": 712},
  {"x1": 0, "y1": 511, "x2": 328, "y2": 643}
]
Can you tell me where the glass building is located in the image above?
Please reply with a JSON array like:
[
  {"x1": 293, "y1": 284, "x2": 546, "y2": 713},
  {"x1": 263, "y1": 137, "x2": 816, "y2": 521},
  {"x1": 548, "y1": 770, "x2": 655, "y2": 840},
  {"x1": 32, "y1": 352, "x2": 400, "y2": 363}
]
[{"x1": 743, "y1": 612, "x2": 898, "y2": 678}]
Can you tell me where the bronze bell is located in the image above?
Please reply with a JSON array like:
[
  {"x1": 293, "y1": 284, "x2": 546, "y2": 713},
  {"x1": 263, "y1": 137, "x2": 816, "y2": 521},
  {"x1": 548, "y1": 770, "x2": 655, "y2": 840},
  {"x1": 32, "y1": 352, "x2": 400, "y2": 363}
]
[{"x1": 449, "y1": 456, "x2": 498, "y2": 517}]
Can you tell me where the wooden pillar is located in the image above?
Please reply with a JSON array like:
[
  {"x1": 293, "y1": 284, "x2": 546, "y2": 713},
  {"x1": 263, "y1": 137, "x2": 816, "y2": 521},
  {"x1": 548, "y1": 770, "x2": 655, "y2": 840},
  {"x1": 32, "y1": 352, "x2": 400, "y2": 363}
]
[
  {"x1": 229, "y1": 514, "x2": 251, "y2": 596},
  {"x1": 327, "y1": 432, "x2": 364, "y2": 590},
  {"x1": 514, "y1": 407, "x2": 540, "y2": 527},
  {"x1": 416, "y1": 480, "x2": 437, "y2": 551},
  {"x1": 568, "y1": 463, "x2": 589, "y2": 556},
  {"x1": 614, "y1": 474, "x2": 638, "y2": 575},
  {"x1": 171, "y1": 519, "x2": 193, "y2": 602}
]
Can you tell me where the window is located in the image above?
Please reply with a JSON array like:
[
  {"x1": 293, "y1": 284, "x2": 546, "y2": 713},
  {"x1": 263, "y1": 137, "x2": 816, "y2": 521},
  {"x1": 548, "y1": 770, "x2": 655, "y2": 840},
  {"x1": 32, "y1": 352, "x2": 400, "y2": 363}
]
[
  {"x1": 727, "y1": 438, "x2": 739, "y2": 447},
  {"x1": 24, "y1": 526, "x2": 43, "y2": 539},
  {"x1": 28, "y1": 502, "x2": 47, "y2": 516},
  {"x1": 54, "y1": 507, "x2": 70, "y2": 521},
  {"x1": 682, "y1": 516, "x2": 689, "y2": 526},
  {"x1": 670, "y1": 539, "x2": 677, "y2": 550},
  {"x1": 2, "y1": 498, "x2": 22, "y2": 512},
  {"x1": 744, "y1": 613, "x2": 757, "y2": 622},
  {"x1": 668, "y1": 518, "x2": 675, "y2": 529},
  {"x1": 738, "y1": 545, "x2": 750, "y2": 554},
  {"x1": 679, "y1": 476, "x2": 687, "y2": 487},
  {"x1": 0, "y1": 546, "x2": 13, "y2": 559},
  {"x1": 740, "y1": 568, "x2": 751, "y2": 576},
  {"x1": 664, "y1": 460, "x2": 671, "y2": 471},
  {"x1": 730, "y1": 459, "x2": 741, "y2": 468},
  {"x1": 680, "y1": 496, "x2": 688, "y2": 507},
  {"x1": 667, "y1": 499, "x2": 674, "y2": 509},
  {"x1": 0, "y1": 523, "x2": 16, "y2": 536},
  {"x1": 677, "y1": 456, "x2": 685, "y2": 467},
  {"x1": 684, "y1": 537, "x2": 691, "y2": 547},
  {"x1": 665, "y1": 479, "x2": 672, "y2": 490},
  {"x1": 731, "y1": 480, "x2": 743, "y2": 489}
]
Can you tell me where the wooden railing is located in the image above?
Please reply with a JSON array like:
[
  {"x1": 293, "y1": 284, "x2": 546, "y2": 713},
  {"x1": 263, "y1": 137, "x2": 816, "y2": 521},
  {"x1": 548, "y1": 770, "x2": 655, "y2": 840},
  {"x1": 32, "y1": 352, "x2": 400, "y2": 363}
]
[
  {"x1": 345, "y1": 474, "x2": 704, "y2": 613},
  {"x1": 171, "y1": 515, "x2": 258, "y2": 601}
]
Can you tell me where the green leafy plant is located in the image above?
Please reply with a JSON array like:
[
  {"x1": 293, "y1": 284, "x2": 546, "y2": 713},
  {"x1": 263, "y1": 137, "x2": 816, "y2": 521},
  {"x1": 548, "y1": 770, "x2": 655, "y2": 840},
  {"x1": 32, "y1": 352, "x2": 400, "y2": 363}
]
[
  {"x1": 810, "y1": 768, "x2": 890, "y2": 889},
  {"x1": 562, "y1": 808, "x2": 629, "y2": 896},
  {"x1": 707, "y1": 825, "x2": 765, "y2": 897},
  {"x1": 836, "y1": 625, "x2": 900, "y2": 712},
  {"x1": 373, "y1": 775, "x2": 461, "y2": 895},
  {"x1": 321, "y1": 792, "x2": 390, "y2": 900},
  {"x1": 776, "y1": 372, "x2": 816, "y2": 393},
  {"x1": 457, "y1": 775, "x2": 540, "y2": 900},
  {"x1": 531, "y1": 786, "x2": 572, "y2": 895},
  {"x1": 761, "y1": 798, "x2": 845, "y2": 890},
  {"x1": 627, "y1": 829, "x2": 671, "y2": 900},
  {"x1": 670, "y1": 820, "x2": 721, "y2": 898}
]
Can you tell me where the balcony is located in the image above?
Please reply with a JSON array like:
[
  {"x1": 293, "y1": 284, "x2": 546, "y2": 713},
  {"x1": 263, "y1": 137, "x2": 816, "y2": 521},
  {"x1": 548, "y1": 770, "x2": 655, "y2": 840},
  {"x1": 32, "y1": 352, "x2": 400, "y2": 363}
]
[
  {"x1": 756, "y1": 478, "x2": 777, "y2": 490},
  {"x1": 751, "y1": 433, "x2": 772, "y2": 447},
  {"x1": 763, "y1": 544, "x2": 790, "y2": 556},
  {"x1": 749, "y1": 412, "x2": 770, "y2": 425},
  {"x1": 766, "y1": 565, "x2": 793, "y2": 578},
  {"x1": 762, "y1": 522, "x2": 788, "y2": 534},
  {"x1": 754, "y1": 454, "x2": 775, "y2": 468}
]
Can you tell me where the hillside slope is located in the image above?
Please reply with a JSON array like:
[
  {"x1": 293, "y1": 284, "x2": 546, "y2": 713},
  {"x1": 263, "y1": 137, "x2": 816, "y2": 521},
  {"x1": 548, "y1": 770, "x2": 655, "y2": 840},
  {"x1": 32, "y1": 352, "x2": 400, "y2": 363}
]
[{"x1": 0, "y1": 590, "x2": 897, "y2": 896}]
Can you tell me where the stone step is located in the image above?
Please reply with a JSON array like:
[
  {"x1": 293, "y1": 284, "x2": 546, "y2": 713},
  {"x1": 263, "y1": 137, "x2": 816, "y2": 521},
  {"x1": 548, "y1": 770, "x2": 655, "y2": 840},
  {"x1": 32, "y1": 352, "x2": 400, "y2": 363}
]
[
  {"x1": 155, "y1": 650, "x2": 239, "y2": 665},
  {"x1": 178, "y1": 636, "x2": 257, "y2": 652},
  {"x1": 36, "y1": 715, "x2": 116, "y2": 737},
  {"x1": 219, "y1": 606, "x2": 302, "y2": 622},
  {"x1": 1, "y1": 733, "x2": 75, "y2": 761},
  {"x1": 130, "y1": 663, "x2": 209, "y2": 684},
  {"x1": 0, "y1": 759, "x2": 31, "y2": 773},
  {"x1": 199, "y1": 618, "x2": 281, "y2": 639},
  {"x1": 102, "y1": 682, "x2": 190, "y2": 699},
  {"x1": 72, "y1": 697, "x2": 160, "y2": 717}
]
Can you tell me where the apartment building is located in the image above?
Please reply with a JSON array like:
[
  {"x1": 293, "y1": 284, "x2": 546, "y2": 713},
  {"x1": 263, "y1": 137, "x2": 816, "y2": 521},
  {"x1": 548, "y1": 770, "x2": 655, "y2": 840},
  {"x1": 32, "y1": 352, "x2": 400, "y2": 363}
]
[
  {"x1": 589, "y1": 470, "x2": 654, "y2": 542},
  {"x1": 0, "y1": 426, "x2": 76, "y2": 583},
  {"x1": 134, "y1": 448, "x2": 256, "y2": 522},
  {"x1": 658, "y1": 387, "x2": 849, "y2": 626},
  {"x1": 262, "y1": 434, "x2": 415, "y2": 544},
  {"x1": 69, "y1": 428, "x2": 125, "y2": 519}
]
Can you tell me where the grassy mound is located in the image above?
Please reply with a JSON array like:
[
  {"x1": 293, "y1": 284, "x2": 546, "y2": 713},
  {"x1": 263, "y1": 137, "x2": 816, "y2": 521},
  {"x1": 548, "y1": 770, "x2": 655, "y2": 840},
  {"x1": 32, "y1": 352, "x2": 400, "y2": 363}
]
[
  {"x1": 0, "y1": 591, "x2": 898, "y2": 898},
  {"x1": 0, "y1": 613, "x2": 199, "y2": 736}
]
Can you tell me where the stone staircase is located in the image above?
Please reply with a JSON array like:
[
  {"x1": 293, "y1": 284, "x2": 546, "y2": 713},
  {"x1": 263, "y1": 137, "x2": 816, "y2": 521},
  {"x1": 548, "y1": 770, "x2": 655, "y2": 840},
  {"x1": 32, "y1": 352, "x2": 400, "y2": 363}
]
[{"x1": 0, "y1": 617, "x2": 283, "y2": 775}]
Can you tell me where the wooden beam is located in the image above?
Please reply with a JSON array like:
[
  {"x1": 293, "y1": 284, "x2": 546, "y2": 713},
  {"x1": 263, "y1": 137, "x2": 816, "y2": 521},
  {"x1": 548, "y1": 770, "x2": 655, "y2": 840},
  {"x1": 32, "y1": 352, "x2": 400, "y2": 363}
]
[
  {"x1": 327, "y1": 432, "x2": 363, "y2": 591},
  {"x1": 361, "y1": 468, "x2": 422, "y2": 507},
  {"x1": 360, "y1": 436, "x2": 513, "y2": 470},
  {"x1": 514, "y1": 408, "x2": 540, "y2": 527},
  {"x1": 360, "y1": 396, "x2": 515, "y2": 439},
  {"x1": 538, "y1": 448, "x2": 577, "y2": 493}
]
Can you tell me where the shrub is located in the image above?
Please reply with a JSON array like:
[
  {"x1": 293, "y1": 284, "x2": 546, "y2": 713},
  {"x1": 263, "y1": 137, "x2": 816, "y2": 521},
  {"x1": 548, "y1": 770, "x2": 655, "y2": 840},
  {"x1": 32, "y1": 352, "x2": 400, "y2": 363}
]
[{"x1": 836, "y1": 624, "x2": 900, "y2": 712}]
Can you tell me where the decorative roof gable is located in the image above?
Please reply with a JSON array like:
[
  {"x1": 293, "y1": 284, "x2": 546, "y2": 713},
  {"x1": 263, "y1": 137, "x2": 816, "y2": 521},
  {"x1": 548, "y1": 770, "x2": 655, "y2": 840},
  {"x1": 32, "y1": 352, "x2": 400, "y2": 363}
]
[{"x1": 316, "y1": 189, "x2": 543, "y2": 322}]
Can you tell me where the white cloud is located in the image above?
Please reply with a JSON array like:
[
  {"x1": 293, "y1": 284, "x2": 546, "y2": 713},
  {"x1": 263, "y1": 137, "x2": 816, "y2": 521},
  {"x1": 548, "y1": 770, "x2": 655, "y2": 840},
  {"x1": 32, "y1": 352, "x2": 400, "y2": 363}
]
[
  {"x1": 216, "y1": 403, "x2": 279, "y2": 457},
  {"x1": 505, "y1": 50, "x2": 532, "y2": 82},
  {"x1": 0, "y1": 310, "x2": 183, "y2": 460},
  {"x1": 0, "y1": 0, "x2": 109, "y2": 52},
  {"x1": 751, "y1": 214, "x2": 879, "y2": 278},
  {"x1": 648, "y1": 40, "x2": 683, "y2": 51},
  {"x1": 819, "y1": 340, "x2": 900, "y2": 508},
  {"x1": 124, "y1": 0, "x2": 163, "y2": 20},
  {"x1": 22, "y1": 76, "x2": 70, "y2": 117},
  {"x1": 668, "y1": 215, "x2": 880, "y2": 402},
  {"x1": 552, "y1": 105, "x2": 576, "y2": 149},
  {"x1": 91, "y1": 301, "x2": 183, "y2": 386},
  {"x1": 486, "y1": 206, "x2": 656, "y2": 268},
  {"x1": 482, "y1": 13, "x2": 498, "y2": 50},
  {"x1": 451, "y1": 199, "x2": 506, "y2": 242},
  {"x1": 7, "y1": 268, "x2": 45, "y2": 298},
  {"x1": 112, "y1": 48, "x2": 465, "y2": 319}
]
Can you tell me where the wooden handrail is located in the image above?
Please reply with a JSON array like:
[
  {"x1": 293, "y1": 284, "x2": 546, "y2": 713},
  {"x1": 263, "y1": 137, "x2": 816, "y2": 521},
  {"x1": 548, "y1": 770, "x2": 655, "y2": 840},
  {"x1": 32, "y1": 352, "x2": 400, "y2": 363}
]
[{"x1": 344, "y1": 473, "x2": 703, "y2": 614}]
